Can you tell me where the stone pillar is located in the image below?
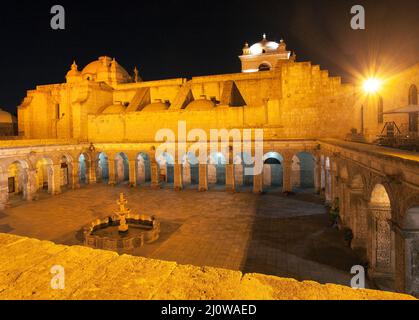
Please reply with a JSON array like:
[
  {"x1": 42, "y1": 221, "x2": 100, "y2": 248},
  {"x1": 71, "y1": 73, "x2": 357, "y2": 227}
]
[
  {"x1": 108, "y1": 159, "x2": 116, "y2": 186},
  {"x1": 225, "y1": 164, "x2": 235, "y2": 192},
  {"x1": 253, "y1": 172, "x2": 263, "y2": 193},
  {"x1": 368, "y1": 206, "x2": 395, "y2": 278},
  {"x1": 330, "y1": 169, "x2": 337, "y2": 202},
  {"x1": 349, "y1": 192, "x2": 368, "y2": 252},
  {"x1": 282, "y1": 158, "x2": 292, "y2": 193},
  {"x1": 198, "y1": 164, "x2": 208, "y2": 191},
  {"x1": 87, "y1": 159, "x2": 97, "y2": 184},
  {"x1": 24, "y1": 169, "x2": 37, "y2": 201},
  {"x1": 394, "y1": 226, "x2": 419, "y2": 296},
  {"x1": 71, "y1": 161, "x2": 80, "y2": 189},
  {"x1": 150, "y1": 159, "x2": 160, "y2": 188},
  {"x1": 128, "y1": 160, "x2": 137, "y2": 187},
  {"x1": 173, "y1": 163, "x2": 183, "y2": 191},
  {"x1": 314, "y1": 156, "x2": 322, "y2": 194},
  {"x1": 50, "y1": 164, "x2": 62, "y2": 195}
]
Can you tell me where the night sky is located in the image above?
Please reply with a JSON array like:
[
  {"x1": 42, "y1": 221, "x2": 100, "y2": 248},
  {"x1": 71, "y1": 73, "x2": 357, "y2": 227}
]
[{"x1": 0, "y1": 0, "x2": 418, "y2": 115}]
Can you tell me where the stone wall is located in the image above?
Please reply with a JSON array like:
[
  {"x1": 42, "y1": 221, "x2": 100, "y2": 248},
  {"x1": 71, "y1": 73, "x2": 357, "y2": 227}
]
[{"x1": 0, "y1": 233, "x2": 414, "y2": 300}]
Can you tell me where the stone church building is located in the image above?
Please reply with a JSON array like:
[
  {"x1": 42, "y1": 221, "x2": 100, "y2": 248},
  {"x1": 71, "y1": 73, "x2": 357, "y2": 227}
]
[{"x1": 1, "y1": 35, "x2": 419, "y2": 297}]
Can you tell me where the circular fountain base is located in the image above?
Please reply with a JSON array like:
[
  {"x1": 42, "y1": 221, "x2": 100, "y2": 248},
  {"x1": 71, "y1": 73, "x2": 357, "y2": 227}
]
[{"x1": 83, "y1": 214, "x2": 160, "y2": 253}]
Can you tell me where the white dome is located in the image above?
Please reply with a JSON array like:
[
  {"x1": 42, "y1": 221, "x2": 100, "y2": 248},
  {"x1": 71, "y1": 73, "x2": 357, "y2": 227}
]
[{"x1": 249, "y1": 34, "x2": 279, "y2": 55}]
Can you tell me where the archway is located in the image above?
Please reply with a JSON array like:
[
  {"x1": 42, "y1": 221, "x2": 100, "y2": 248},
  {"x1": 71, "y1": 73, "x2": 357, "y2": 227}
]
[
  {"x1": 348, "y1": 174, "x2": 368, "y2": 252},
  {"x1": 136, "y1": 152, "x2": 151, "y2": 185},
  {"x1": 292, "y1": 152, "x2": 315, "y2": 192},
  {"x1": 258, "y1": 63, "x2": 271, "y2": 71},
  {"x1": 97, "y1": 152, "x2": 109, "y2": 183},
  {"x1": 60, "y1": 155, "x2": 71, "y2": 189},
  {"x1": 7, "y1": 160, "x2": 28, "y2": 201},
  {"x1": 156, "y1": 152, "x2": 174, "y2": 184},
  {"x1": 115, "y1": 152, "x2": 129, "y2": 184},
  {"x1": 369, "y1": 184, "x2": 395, "y2": 285},
  {"x1": 263, "y1": 152, "x2": 283, "y2": 190},
  {"x1": 35, "y1": 158, "x2": 53, "y2": 193},
  {"x1": 208, "y1": 152, "x2": 226, "y2": 188},
  {"x1": 182, "y1": 152, "x2": 199, "y2": 187},
  {"x1": 78, "y1": 153, "x2": 89, "y2": 185}
]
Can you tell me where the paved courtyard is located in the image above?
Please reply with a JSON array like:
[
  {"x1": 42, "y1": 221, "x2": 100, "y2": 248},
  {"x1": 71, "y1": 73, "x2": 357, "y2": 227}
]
[{"x1": 0, "y1": 184, "x2": 365, "y2": 287}]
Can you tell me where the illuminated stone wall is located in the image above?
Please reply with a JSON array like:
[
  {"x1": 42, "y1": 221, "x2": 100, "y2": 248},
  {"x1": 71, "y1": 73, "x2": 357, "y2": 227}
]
[
  {"x1": 18, "y1": 60, "x2": 360, "y2": 142},
  {"x1": 0, "y1": 233, "x2": 415, "y2": 300}
]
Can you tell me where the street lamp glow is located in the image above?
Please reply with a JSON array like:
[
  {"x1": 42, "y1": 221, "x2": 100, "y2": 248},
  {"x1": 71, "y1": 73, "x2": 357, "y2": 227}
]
[{"x1": 363, "y1": 78, "x2": 382, "y2": 94}]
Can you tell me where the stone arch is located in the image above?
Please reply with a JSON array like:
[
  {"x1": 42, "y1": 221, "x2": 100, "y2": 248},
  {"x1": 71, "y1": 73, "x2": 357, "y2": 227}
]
[
  {"x1": 35, "y1": 157, "x2": 54, "y2": 193},
  {"x1": 114, "y1": 152, "x2": 129, "y2": 183},
  {"x1": 368, "y1": 183, "x2": 396, "y2": 285},
  {"x1": 136, "y1": 152, "x2": 151, "y2": 185},
  {"x1": 263, "y1": 151, "x2": 283, "y2": 189},
  {"x1": 6, "y1": 159, "x2": 29, "y2": 201},
  {"x1": 59, "y1": 154, "x2": 72, "y2": 189},
  {"x1": 258, "y1": 62, "x2": 272, "y2": 71},
  {"x1": 208, "y1": 152, "x2": 226, "y2": 187},
  {"x1": 156, "y1": 152, "x2": 174, "y2": 184},
  {"x1": 78, "y1": 153, "x2": 90, "y2": 185},
  {"x1": 96, "y1": 152, "x2": 109, "y2": 183},
  {"x1": 292, "y1": 151, "x2": 315, "y2": 192},
  {"x1": 182, "y1": 152, "x2": 199, "y2": 186}
]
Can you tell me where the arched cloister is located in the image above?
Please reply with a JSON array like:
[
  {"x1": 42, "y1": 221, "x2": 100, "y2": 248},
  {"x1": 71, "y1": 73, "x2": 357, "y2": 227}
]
[
  {"x1": 78, "y1": 153, "x2": 89, "y2": 185},
  {"x1": 115, "y1": 152, "x2": 129, "y2": 184},
  {"x1": 7, "y1": 160, "x2": 29, "y2": 201},
  {"x1": 291, "y1": 152, "x2": 315, "y2": 193},
  {"x1": 368, "y1": 183, "x2": 395, "y2": 285},
  {"x1": 96, "y1": 152, "x2": 109, "y2": 183},
  {"x1": 59, "y1": 155, "x2": 71, "y2": 189},
  {"x1": 262, "y1": 152, "x2": 283, "y2": 191},
  {"x1": 156, "y1": 152, "x2": 174, "y2": 184},
  {"x1": 182, "y1": 152, "x2": 199, "y2": 187},
  {"x1": 35, "y1": 157, "x2": 54, "y2": 193},
  {"x1": 136, "y1": 152, "x2": 151, "y2": 185},
  {"x1": 207, "y1": 152, "x2": 226, "y2": 188}
]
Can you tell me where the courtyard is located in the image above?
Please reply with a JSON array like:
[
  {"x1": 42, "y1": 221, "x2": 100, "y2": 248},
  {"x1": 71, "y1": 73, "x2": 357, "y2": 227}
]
[{"x1": 0, "y1": 184, "x2": 365, "y2": 288}]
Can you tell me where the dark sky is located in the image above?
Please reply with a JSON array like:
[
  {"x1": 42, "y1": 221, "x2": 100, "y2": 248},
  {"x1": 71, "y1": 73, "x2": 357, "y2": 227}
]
[{"x1": 0, "y1": 0, "x2": 418, "y2": 114}]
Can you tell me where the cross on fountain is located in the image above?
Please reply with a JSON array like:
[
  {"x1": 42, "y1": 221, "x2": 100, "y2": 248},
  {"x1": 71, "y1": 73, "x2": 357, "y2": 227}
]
[{"x1": 115, "y1": 193, "x2": 130, "y2": 233}]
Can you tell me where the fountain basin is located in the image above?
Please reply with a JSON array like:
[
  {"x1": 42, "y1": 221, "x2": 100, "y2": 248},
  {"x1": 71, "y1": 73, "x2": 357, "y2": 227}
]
[{"x1": 83, "y1": 213, "x2": 160, "y2": 253}]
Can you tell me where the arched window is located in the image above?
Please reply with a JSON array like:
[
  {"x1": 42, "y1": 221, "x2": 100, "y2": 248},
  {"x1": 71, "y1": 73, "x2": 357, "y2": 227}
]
[
  {"x1": 258, "y1": 63, "x2": 271, "y2": 71},
  {"x1": 409, "y1": 84, "x2": 418, "y2": 105},
  {"x1": 377, "y1": 96, "x2": 384, "y2": 124}
]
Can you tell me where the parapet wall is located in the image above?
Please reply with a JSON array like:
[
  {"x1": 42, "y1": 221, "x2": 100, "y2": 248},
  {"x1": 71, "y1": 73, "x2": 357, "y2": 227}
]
[{"x1": 0, "y1": 233, "x2": 414, "y2": 300}]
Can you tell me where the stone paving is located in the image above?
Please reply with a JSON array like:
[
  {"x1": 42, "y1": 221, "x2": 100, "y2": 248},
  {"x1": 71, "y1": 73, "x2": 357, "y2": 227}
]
[{"x1": 0, "y1": 184, "x2": 365, "y2": 287}]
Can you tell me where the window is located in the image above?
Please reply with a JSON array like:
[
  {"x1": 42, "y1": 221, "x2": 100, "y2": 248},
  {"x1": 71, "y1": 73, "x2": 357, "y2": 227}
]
[
  {"x1": 258, "y1": 63, "x2": 271, "y2": 71},
  {"x1": 56, "y1": 104, "x2": 60, "y2": 120},
  {"x1": 378, "y1": 96, "x2": 384, "y2": 124}
]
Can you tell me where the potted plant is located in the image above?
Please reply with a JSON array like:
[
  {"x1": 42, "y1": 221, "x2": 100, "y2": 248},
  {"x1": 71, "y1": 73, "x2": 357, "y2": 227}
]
[{"x1": 343, "y1": 228, "x2": 353, "y2": 247}]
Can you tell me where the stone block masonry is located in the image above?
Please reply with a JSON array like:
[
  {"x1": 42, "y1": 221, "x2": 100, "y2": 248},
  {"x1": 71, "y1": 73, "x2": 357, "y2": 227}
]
[{"x1": 0, "y1": 233, "x2": 415, "y2": 300}]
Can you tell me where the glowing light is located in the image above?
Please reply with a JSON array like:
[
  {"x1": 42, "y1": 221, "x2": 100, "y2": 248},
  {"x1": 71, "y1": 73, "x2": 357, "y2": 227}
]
[{"x1": 363, "y1": 78, "x2": 382, "y2": 94}]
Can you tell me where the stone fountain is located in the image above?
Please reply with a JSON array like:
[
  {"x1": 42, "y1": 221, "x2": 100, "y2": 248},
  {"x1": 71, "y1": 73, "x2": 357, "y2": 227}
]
[{"x1": 83, "y1": 193, "x2": 160, "y2": 253}]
